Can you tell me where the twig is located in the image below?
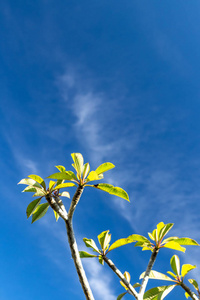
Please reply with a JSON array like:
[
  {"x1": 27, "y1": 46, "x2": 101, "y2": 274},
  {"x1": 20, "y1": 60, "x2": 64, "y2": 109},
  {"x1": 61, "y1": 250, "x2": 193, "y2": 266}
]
[{"x1": 180, "y1": 282, "x2": 199, "y2": 300}]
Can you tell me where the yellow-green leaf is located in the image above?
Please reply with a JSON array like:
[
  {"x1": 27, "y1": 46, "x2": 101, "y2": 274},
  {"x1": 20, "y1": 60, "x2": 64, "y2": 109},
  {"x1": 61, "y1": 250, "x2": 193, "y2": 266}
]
[
  {"x1": 26, "y1": 197, "x2": 42, "y2": 218},
  {"x1": 98, "y1": 255, "x2": 104, "y2": 265},
  {"x1": 117, "y1": 292, "x2": 127, "y2": 300},
  {"x1": 83, "y1": 238, "x2": 100, "y2": 253},
  {"x1": 49, "y1": 180, "x2": 56, "y2": 190},
  {"x1": 18, "y1": 178, "x2": 41, "y2": 188},
  {"x1": 181, "y1": 264, "x2": 196, "y2": 278},
  {"x1": 159, "y1": 223, "x2": 174, "y2": 241},
  {"x1": 79, "y1": 251, "x2": 97, "y2": 258},
  {"x1": 54, "y1": 182, "x2": 76, "y2": 190},
  {"x1": 144, "y1": 285, "x2": 175, "y2": 300},
  {"x1": 82, "y1": 163, "x2": 90, "y2": 180},
  {"x1": 53, "y1": 210, "x2": 59, "y2": 221},
  {"x1": 140, "y1": 270, "x2": 174, "y2": 281},
  {"x1": 188, "y1": 279, "x2": 199, "y2": 291},
  {"x1": 31, "y1": 203, "x2": 49, "y2": 223},
  {"x1": 87, "y1": 171, "x2": 101, "y2": 182},
  {"x1": 71, "y1": 153, "x2": 84, "y2": 178},
  {"x1": 174, "y1": 238, "x2": 199, "y2": 246},
  {"x1": 47, "y1": 172, "x2": 77, "y2": 181},
  {"x1": 93, "y1": 183, "x2": 129, "y2": 201},
  {"x1": 109, "y1": 236, "x2": 136, "y2": 252},
  {"x1": 95, "y1": 162, "x2": 115, "y2": 175},
  {"x1": 98, "y1": 230, "x2": 111, "y2": 251},
  {"x1": 55, "y1": 165, "x2": 66, "y2": 172},
  {"x1": 163, "y1": 241, "x2": 186, "y2": 252},
  {"x1": 170, "y1": 255, "x2": 180, "y2": 276},
  {"x1": 59, "y1": 191, "x2": 70, "y2": 198},
  {"x1": 28, "y1": 175, "x2": 46, "y2": 190}
]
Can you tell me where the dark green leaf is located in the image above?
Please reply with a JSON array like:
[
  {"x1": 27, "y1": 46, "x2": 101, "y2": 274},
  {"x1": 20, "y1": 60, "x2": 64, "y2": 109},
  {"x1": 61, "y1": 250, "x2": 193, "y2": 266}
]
[
  {"x1": 31, "y1": 203, "x2": 49, "y2": 223},
  {"x1": 79, "y1": 251, "x2": 97, "y2": 258},
  {"x1": 117, "y1": 292, "x2": 127, "y2": 300},
  {"x1": 26, "y1": 197, "x2": 42, "y2": 218}
]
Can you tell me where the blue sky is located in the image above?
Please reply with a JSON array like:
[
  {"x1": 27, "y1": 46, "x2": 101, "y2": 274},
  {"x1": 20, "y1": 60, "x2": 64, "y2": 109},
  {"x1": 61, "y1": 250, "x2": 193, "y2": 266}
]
[{"x1": 1, "y1": 1, "x2": 200, "y2": 299}]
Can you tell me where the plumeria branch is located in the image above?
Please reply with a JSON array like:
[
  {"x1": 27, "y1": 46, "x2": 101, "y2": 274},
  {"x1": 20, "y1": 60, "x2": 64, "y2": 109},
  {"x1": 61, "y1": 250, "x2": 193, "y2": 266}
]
[
  {"x1": 180, "y1": 282, "x2": 199, "y2": 300},
  {"x1": 138, "y1": 247, "x2": 159, "y2": 299},
  {"x1": 103, "y1": 255, "x2": 138, "y2": 298}
]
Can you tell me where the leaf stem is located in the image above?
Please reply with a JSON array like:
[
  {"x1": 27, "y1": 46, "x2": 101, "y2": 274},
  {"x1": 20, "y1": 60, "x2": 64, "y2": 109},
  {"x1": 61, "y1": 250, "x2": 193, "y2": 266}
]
[{"x1": 103, "y1": 256, "x2": 138, "y2": 299}]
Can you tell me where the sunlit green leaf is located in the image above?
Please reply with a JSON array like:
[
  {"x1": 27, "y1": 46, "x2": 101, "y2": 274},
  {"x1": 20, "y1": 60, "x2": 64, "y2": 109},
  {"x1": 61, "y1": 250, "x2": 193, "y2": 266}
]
[
  {"x1": 47, "y1": 171, "x2": 77, "y2": 181},
  {"x1": 54, "y1": 210, "x2": 59, "y2": 221},
  {"x1": 18, "y1": 178, "x2": 41, "y2": 188},
  {"x1": 133, "y1": 283, "x2": 141, "y2": 288},
  {"x1": 59, "y1": 191, "x2": 70, "y2": 198},
  {"x1": 98, "y1": 230, "x2": 111, "y2": 251},
  {"x1": 174, "y1": 238, "x2": 199, "y2": 246},
  {"x1": 33, "y1": 189, "x2": 46, "y2": 197},
  {"x1": 144, "y1": 285, "x2": 175, "y2": 300},
  {"x1": 120, "y1": 271, "x2": 131, "y2": 290},
  {"x1": 87, "y1": 171, "x2": 101, "y2": 182},
  {"x1": 71, "y1": 153, "x2": 84, "y2": 178},
  {"x1": 185, "y1": 292, "x2": 190, "y2": 299},
  {"x1": 167, "y1": 271, "x2": 177, "y2": 280},
  {"x1": 163, "y1": 241, "x2": 186, "y2": 252},
  {"x1": 49, "y1": 180, "x2": 56, "y2": 191},
  {"x1": 83, "y1": 238, "x2": 100, "y2": 253},
  {"x1": 31, "y1": 203, "x2": 49, "y2": 223},
  {"x1": 82, "y1": 163, "x2": 90, "y2": 180},
  {"x1": 181, "y1": 264, "x2": 196, "y2": 278},
  {"x1": 79, "y1": 251, "x2": 97, "y2": 258},
  {"x1": 55, "y1": 165, "x2": 66, "y2": 172},
  {"x1": 170, "y1": 255, "x2": 180, "y2": 276},
  {"x1": 148, "y1": 232, "x2": 155, "y2": 241},
  {"x1": 26, "y1": 197, "x2": 42, "y2": 218},
  {"x1": 156, "y1": 222, "x2": 165, "y2": 241},
  {"x1": 158, "y1": 285, "x2": 176, "y2": 300},
  {"x1": 22, "y1": 186, "x2": 37, "y2": 193},
  {"x1": 28, "y1": 175, "x2": 46, "y2": 190},
  {"x1": 131, "y1": 234, "x2": 150, "y2": 244},
  {"x1": 140, "y1": 270, "x2": 174, "y2": 281},
  {"x1": 93, "y1": 183, "x2": 129, "y2": 201},
  {"x1": 95, "y1": 162, "x2": 115, "y2": 175},
  {"x1": 159, "y1": 223, "x2": 174, "y2": 241},
  {"x1": 98, "y1": 255, "x2": 104, "y2": 265},
  {"x1": 109, "y1": 235, "x2": 136, "y2": 252},
  {"x1": 54, "y1": 182, "x2": 76, "y2": 190},
  {"x1": 188, "y1": 279, "x2": 199, "y2": 291},
  {"x1": 117, "y1": 292, "x2": 127, "y2": 300}
]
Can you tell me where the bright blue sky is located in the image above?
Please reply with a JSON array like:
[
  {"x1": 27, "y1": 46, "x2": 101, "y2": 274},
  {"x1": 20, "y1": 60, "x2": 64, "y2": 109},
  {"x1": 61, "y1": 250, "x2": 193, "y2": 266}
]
[{"x1": 1, "y1": 1, "x2": 200, "y2": 299}]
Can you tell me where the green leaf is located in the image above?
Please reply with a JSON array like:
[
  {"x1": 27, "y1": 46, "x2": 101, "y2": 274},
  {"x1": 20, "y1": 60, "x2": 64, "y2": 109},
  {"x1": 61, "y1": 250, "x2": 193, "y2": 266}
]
[
  {"x1": 163, "y1": 241, "x2": 186, "y2": 252},
  {"x1": 181, "y1": 264, "x2": 196, "y2": 278},
  {"x1": 26, "y1": 197, "x2": 42, "y2": 218},
  {"x1": 174, "y1": 238, "x2": 199, "y2": 246},
  {"x1": 93, "y1": 183, "x2": 129, "y2": 201},
  {"x1": 109, "y1": 235, "x2": 136, "y2": 252},
  {"x1": 83, "y1": 238, "x2": 100, "y2": 253},
  {"x1": 170, "y1": 255, "x2": 180, "y2": 276},
  {"x1": 82, "y1": 163, "x2": 90, "y2": 180},
  {"x1": 31, "y1": 203, "x2": 49, "y2": 223},
  {"x1": 167, "y1": 271, "x2": 177, "y2": 280},
  {"x1": 49, "y1": 180, "x2": 56, "y2": 191},
  {"x1": 148, "y1": 232, "x2": 156, "y2": 241},
  {"x1": 98, "y1": 230, "x2": 111, "y2": 251},
  {"x1": 144, "y1": 285, "x2": 175, "y2": 300},
  {"x1": 18, "y1": 178, "x2": 41, "y2": 188},
  {"x1": 87, "y1": 171, "x2": 101, "y2": 182},
  {"x1": 120, "y1": 271, "x2": 131, "y2": 290},
  {"x1": 159, "y1": 223, "x2": 174, "y2": 241},
  {"x1": 98, "y1": 255, "x2": 104, "y2": 265},
  {"x1": 54, "y1": 210, "x2": 59, "y2": 221},
  {"x1": 156, "y1": 222, "x2": 165, "y2": 240},
  {"x1": 54, "y1": 182, "x2": 76, "y2": 190},
  {"x1": 95, "y1": 162, "x2": 115, "y2": 175},
  {"x1": 71, "y1": 153, "x2": 84, "y2": 178},
  {"x1": 117, "y1": 292, "x2": 127, "y2": 300},
  {"x1": 28, "y1": 175, "x2": 46, "y2": 190},
  {"x1": 33, "y1": 189, "x2": 46, "y2": 197},
  {"x1": 22, "y1": 186, "x2": 38, "y2": 193},
  {"x1": 157, "y1": 285, "x2": 175, "y2": 300},
  {"x1": 188, "y1": 279, "x2": 199, "y2": 291},
  {"x1": 131, "y1": 234, "x2": 150, "y2": 244},
  {"x1": 47, "y1": 172, "x2": 77, "y2": 181},
  {"x1": 140, "y1": 270, "x2": 174, "y2": 281},
  {"x1": 185, "y1": 292, "x2": 190, "y2": 299},
  {"x1": 79, "y1": 251, "x2": 98, "y2": 258},
  {"x1": 133, "y1": 282, "x2": 141, "y2": 288},
  {"x1": 55, "y1": 165, "x2": 66, "y2": 172},
  {"x1": 59, "y1": 191, "x2": 70, "y2": 198}
]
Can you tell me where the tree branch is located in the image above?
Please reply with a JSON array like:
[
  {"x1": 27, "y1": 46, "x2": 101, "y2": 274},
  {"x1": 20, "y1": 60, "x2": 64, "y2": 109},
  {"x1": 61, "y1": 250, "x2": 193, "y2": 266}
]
[
  {"x1": 45, "y1": 193, "x2": 68, "y2": 221},
  {"x1": 68, "y1": 185, "x2": 84, "y2": 220},
  {"x1": 180, "y1": 282, "x2": 199, "y2": 300},
  {"x1": 138, "y1": 247, "x2": 159, "y2": 299},
  {"x1": 103, "y1": 256, "x2": 138, "y2": 299}
]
